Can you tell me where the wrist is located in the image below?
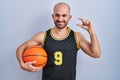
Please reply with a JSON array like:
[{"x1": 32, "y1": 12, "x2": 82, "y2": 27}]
[
  {"x1": 19, "y1": 60, "x2": 25, "y2": 67},
  {"x1": 87, "y1": 27, "x2": 96, "y2": 37},
  {"x1": 88, "y1": 26, "x2": 94, "y2": 32}
]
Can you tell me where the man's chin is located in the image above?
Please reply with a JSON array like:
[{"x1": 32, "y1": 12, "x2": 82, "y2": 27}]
[
  {"x1": 56, "y1": 25, "x2": 66, "y2": 29},
  {"x1": 55, "y1": 23, "x2": 68, "y2": 29},
  {"x1": 54, "y1": 22, "x2": 68, "y2": 29}
]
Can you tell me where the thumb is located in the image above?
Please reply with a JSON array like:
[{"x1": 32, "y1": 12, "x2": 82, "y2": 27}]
[
  {"x1": 76, "y1": 24, "x2": 84, "y2": 28},
  {"x1": 76, "y1": 24, "x2": 89, "y2": 30},
  {"x1": 31, "y1": 61, "x2": 37, "y2": 64}
]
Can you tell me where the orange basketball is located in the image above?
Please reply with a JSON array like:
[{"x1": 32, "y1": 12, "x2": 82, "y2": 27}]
[{"x1": 23, "y1": 46, "x2": 47, "y2": 68}]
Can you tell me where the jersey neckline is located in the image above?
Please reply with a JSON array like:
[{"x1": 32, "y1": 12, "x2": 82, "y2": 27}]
[{"x1": 50, "y1": 27, "x2": 71, "y2": 41}]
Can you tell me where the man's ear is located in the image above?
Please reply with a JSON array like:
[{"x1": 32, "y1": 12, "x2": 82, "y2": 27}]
[
  {"x1": 69, "y1": 15, "x2": 72, "y2": 20},
  {"x1": 52, "y1": 14, "x2": 54, "y2": 20}
]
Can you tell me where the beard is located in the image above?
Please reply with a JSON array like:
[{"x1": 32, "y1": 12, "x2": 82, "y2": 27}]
[{"x1": 54, "y1": 20, "x2": 68, "y2": 29}]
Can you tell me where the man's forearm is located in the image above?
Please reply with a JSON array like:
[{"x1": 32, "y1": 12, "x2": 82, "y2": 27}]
[{"x1": 88, "y1": 27, "x2": 101, "y2": 58}]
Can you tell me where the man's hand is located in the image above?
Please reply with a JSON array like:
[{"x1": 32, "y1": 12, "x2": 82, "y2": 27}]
[
  {"x1": 20, "y1": 61, "x2": 42, "y2": 72},
  {"x1": 76, "y1": 18, "x2": 101, "y2": 58},
  {"x1": 76, "y1": 18, "x2": 93, "y2": 31}
]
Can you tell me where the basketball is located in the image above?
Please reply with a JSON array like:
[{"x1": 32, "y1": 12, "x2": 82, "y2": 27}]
[{"x1": 22, "y1": 46, "x2": 47, "y2": 68}]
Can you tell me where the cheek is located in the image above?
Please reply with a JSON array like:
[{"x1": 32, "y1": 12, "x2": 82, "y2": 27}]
[
  {"x1": 65, "y1": 17, "x2": 70, "y2": 22},
  {"x1": 53, "y1": 17, "x2": 58, "y2": 21}
]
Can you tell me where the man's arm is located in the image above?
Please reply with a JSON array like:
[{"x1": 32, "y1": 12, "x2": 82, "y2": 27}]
[
  {"x1": 76, "y1": 18, "x2": 101, "y2": 58},
  {"x1": 16, "y1": 32, "x2": 45, "y2": 72}
]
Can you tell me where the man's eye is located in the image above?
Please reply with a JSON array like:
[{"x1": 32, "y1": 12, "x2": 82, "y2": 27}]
[
  {"x1": 55, "y1": 14, "x2": 60, "y2": 17},
  {"x1": 63, "y1": 15, "x2": 67, "y2": 17}
]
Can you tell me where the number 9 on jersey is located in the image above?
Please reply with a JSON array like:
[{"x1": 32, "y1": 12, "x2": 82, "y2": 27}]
[{"x1": 54, "y1": 51, "x2": 62, "y2": 65}]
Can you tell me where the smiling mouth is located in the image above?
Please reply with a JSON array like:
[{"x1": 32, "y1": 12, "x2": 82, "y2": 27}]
[
  {"x1": 57, "y1": 21, "x2": 65, "y2": 24},
  {"x1": 58, "y1": 22, "x2": 64, "y2": 24}
]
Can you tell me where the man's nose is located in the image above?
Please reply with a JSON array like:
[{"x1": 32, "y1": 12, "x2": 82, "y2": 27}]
[{"x1": 58, "y1": 16, "x2": 63, "y2": 21}]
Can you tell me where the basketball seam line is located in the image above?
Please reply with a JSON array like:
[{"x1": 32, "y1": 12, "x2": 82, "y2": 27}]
[
  {"x1": 33, "y1": 63, "x2": 46, "y2": 66},
  {"x1": 23, "y1": 54, "x2": 47, "y2": 57}
]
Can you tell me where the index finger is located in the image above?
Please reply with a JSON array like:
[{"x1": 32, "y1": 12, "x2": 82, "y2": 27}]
[{"x1": 78, "y1": 18, "x2": 85, "y2": 24}]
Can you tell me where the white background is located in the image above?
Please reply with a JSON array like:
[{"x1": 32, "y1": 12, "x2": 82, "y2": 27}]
[{"x1": 1, "y1": 0, "x2": 120, "y2": 80}]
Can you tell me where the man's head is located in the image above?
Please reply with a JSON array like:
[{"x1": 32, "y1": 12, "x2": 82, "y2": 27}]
[{"x1": 52, "y1": 2, "x2": 72, "y2": 29}]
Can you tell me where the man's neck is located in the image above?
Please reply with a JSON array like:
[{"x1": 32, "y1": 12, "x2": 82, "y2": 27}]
[
  {"x1": 51, "y1": 26, "x2": 70, "y2": 39},
  {"x1": 54, "y1": 26, "x2": 68, "y2": 34}
]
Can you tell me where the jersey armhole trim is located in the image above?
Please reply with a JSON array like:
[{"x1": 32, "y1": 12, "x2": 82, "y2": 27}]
[
  {"x1": 42, "y1": 32, "x2": 47, "y2": 48},
  {"x1": 74, "y1": 32, "x2": 80, "y2": 49}
]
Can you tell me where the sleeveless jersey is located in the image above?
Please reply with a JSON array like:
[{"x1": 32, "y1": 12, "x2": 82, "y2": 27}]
[{"x1": 42, "y1": 27, "x2": 79, "y2": 80}]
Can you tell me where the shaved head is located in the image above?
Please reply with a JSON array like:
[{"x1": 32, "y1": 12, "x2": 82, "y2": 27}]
[
  {"x1": 52, "y1": 2, "x2": 72, "y2": 29},
  {"x1": 53, "y1": 2, "x2": 70, "y2": 13}
]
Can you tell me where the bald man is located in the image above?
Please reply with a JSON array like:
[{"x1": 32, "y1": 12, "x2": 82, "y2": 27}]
[{"x1": 16, "y1": 2, "x2": 101, "y2": 80}]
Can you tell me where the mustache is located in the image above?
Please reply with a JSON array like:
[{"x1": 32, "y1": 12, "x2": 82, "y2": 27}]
[{"x1": 56, "y1": 20, "x2": 66, "y2": 23}]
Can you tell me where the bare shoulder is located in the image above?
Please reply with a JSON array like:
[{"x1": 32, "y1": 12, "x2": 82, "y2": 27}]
[
  {"x1": 33, "y1": 32, "x2": 45, "y2": 38},
  {"x1": 18, "y1": 32, "x2": 46, "y2": 48},
  {"x1": 31, "y1": 32, "x2": 46, "y2": 45},
  {"x1": 75, "y1": 31, "x2": 90, "y2": 51},
  {"x1": 75, "y1": 32, "x2": 85, "y2": 41}
]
